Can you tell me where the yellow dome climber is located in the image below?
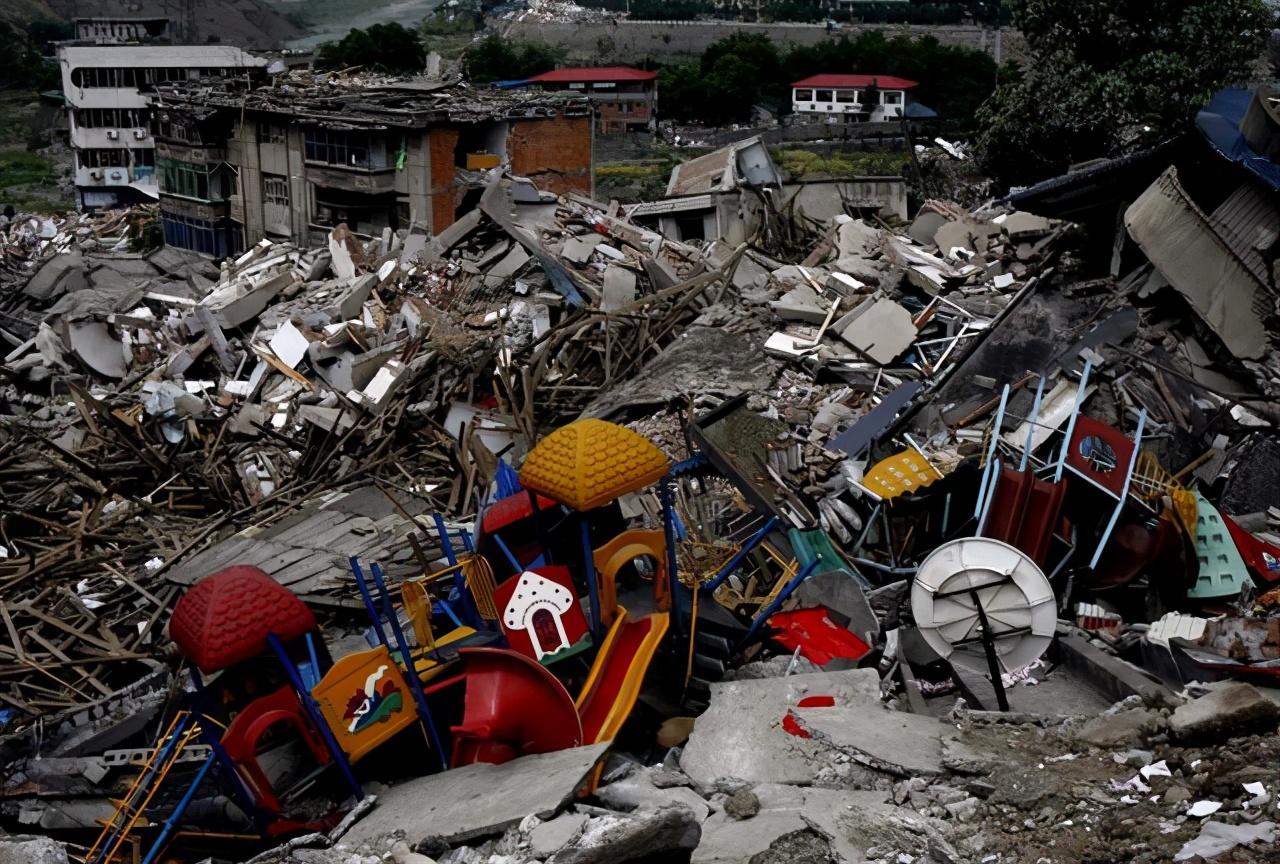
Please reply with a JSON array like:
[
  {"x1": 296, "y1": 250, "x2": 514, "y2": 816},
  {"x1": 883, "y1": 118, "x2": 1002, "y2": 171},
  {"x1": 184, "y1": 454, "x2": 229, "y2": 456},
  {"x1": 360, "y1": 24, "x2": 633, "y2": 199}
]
[{"x1": 519, "y1": 419, "x2": 669, "y2": 511}]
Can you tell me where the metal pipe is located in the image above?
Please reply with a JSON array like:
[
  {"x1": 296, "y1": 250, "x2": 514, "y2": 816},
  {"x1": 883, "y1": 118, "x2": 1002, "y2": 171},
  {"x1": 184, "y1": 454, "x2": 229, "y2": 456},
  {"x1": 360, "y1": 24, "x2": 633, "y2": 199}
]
[
  {"x1": 370, "y1": 562, "x2": 449, "y2": 770},
  {"x1": 703, "y1": 515, "x2": 779, "y2": 592},
  {"x1": 266, "y1": 634, "x2": 363, "y2": 803}
]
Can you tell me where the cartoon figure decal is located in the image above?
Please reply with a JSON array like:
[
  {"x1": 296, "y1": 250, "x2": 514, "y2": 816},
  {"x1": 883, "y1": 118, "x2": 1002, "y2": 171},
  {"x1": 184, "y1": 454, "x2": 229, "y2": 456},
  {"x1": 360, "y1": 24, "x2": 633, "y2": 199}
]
[{"x1": 342, "y1": 664, "x2": 404, "y2": 733}]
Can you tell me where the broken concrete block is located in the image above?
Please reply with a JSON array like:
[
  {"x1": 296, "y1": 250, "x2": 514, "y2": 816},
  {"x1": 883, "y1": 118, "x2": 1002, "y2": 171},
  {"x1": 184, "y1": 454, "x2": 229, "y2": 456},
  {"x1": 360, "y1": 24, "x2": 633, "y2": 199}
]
[
  {"x1": 769, "y1": 284, "x2": 828, "y2": 324},
  {"x1": 1076, "y1": 708, "x2": 1167, "y2": 748},
  {"x1": 340, "y1": 743, "x2": 609, "y2": 848},
  {"x1": 601, "y1": 265, "x2": 637, "y2": 313},
  {"x1": 24, "y1": 252, "x2": 86, "y2": 301},
  {"x1": 789, "y1": 701, "x2": 945, "y2": 777},
  {"x1": 693, "y1": 783, "x2": 952, "y2": 864},
  {"x1": 66, "y1": 321, "x2": 126, "y2": 378},
  {"x1": 595, "y1": 768, "x2": 711, "y2": 821},
  {"x1": 723, "y1": 788, "x2": 759, "y2": 820},
  {"x1": 825, "y1": 271, "x2": 865, "y2": 295},
  {"x1": 328, "y1": 274, "x2": 377, "y2": 322},
  {"x1": 550, "y1": 805, "x2": 701, "y2": 864},
  {"x1": 0, "y1": 834, "x2": 71, "y2": 864},
  {"x1": 349, "y1": 359, "x2": 407, "y2": 413},
  {"x1": 529, "y1": 812, "x2": 590, "y2": 859},
  {"x1": 907, "y1": 210, "x2": 947, "y2": 245},
  {"x1": 205, "y1": 270, "x2": 293, "y2": 328},
  {"x1": 328, "y1": 225, "x2": 358, "y2": 279},
  {"x1": 1170, "y1": 683, "x2": 1280, "y2": 742},
  {"x1": 268, "y1": 320, "x2": 312, "y2": 369},
  {"x1": 835, "y1": 296, "x2": 915, "y2": 365},
  {"x1": 486, "y1": 244, "x2": 531, "y2": 284},
  {"x1": 561, "y1": 234, "x2": 603, "y2": 264},
  {"x1": 643, "y1": 256, "x2": 680, "y2": 291},
  {"x1": 680, "y1": 669, "x2": 882, "y2": 788},
  {"x1": 1001, "y1": 210, "x2": 1053, "y2": 240}
]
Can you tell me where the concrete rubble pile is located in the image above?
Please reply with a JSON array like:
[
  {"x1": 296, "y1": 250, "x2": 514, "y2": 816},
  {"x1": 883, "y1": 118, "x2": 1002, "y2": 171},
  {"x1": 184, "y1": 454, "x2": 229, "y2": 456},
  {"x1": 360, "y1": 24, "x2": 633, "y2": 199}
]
[{"x1": 1, "y1": 86, "x2": 1280, "y2": 864}]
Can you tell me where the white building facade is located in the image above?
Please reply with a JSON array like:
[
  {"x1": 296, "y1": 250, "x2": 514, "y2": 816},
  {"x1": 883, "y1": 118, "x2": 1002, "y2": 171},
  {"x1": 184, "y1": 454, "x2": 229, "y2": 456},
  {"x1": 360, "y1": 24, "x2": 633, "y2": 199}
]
[
  {"x1": 790, "y1": 74, "x2": 919, "y2": 122},
  {"x1": 58, "y1": 45, "x2": 267, "y2": 209}
]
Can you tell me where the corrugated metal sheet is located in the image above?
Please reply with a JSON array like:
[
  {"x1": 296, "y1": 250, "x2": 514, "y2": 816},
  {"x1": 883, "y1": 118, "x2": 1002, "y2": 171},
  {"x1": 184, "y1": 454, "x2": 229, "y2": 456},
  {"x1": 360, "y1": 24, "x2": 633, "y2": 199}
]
[
  {"x1": 1124, "y1": 167, "x2": 1271, "y2": 360},
  {"x1": 1209, "y1": 182, "x2": 1279, "y2": 287}
]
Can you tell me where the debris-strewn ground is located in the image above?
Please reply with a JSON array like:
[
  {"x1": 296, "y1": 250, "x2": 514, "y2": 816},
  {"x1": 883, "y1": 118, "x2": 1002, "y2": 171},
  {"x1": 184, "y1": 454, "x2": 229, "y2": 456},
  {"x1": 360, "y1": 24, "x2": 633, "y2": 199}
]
[{"x1": 1, "y1": 78, "x2": 1279, "y2": 864}]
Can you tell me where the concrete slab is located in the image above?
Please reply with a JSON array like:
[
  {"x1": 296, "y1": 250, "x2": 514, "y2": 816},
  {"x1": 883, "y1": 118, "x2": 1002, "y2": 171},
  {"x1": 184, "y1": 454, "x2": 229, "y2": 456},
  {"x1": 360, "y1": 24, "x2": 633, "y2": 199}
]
[
  {"x1": 836, "y1": 296, "x2": 915, "y2": 365},
  {"x1": 793, "y1": 704, "x2": 945, "y2": 777},
  {"x1": 680, "y1": 669, "x2": 881, "y2": 788},
  {"x1": 601, "y1": 265, "x2": 637, "y2": 313},
  {"x1": 341, "y1": 743, "x2": 609, "y2": 847},
  {"x1": 693, "y1": 784, "x2": 951, "y2": 864}
]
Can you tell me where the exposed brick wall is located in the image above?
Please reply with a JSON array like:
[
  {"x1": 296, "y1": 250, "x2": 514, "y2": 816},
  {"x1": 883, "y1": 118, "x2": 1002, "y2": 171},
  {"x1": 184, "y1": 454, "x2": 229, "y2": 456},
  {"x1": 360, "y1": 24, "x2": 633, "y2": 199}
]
[
  {"x1": 428, "y1": 127, "x2": 460, "y2": 233},
  {"x1": 509, "y1": 114, "x2": 593, "y2": 198}
]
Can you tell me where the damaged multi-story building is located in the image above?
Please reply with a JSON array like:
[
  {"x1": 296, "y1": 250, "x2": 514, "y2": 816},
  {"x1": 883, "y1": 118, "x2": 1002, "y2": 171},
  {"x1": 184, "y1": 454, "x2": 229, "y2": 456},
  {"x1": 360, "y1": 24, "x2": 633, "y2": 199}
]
[
  {"x1": 58, "y1": 45, "x2": 269, "y2": 210},
  {"x1": 147, "y1": 74, "x2": 595, "y2": 256}
]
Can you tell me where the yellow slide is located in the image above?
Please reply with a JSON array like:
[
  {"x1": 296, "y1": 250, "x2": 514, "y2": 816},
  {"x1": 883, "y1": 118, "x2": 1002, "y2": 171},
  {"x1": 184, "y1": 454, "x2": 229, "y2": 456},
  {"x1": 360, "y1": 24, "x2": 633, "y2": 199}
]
[{"x1": 575, "y1": 605, "x2": 669, "y2": 745}]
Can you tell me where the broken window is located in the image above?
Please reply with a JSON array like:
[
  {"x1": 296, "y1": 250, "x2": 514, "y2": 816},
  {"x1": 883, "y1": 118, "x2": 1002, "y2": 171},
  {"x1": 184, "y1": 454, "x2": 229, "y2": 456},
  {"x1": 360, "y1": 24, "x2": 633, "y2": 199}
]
[
  {"x1": 75, "y1": 108, "x2": 147, "y2": 129},
  {"x1": 77, "y1": 149, "x2": 128, "y2": 168},
  {"x1": 304, "y1": 128, "x2": 388, "y2": 170},
  {"x1": 259, "y1": 122, "x2": 286, "y2": 145},
  {"x1": 263, "y1": 174, "x2": 289, "y2": 207},
  {"x1": 159, "y1": 158, "x2": 214, "y2": 200},
  {"x1": 794, "y1": 89, "x2": 813, "y2": 102},
  {"x1": 162, "y1": 213, "x2": 231, "y2": 256}
]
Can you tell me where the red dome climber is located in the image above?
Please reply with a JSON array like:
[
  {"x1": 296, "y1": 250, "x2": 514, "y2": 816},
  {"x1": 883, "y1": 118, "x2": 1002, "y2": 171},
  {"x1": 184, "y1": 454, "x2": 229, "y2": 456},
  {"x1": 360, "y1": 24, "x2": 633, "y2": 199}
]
[{"x1": 171, "y1": 565, "x2": 316, "y2": 673}]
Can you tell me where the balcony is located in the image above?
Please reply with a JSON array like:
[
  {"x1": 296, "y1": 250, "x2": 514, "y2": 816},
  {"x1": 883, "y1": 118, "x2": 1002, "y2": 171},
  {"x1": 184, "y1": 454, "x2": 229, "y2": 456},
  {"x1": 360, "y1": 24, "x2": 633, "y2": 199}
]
[{"x1": 305, "y1": 163, "x2": 398, "y2": 194}]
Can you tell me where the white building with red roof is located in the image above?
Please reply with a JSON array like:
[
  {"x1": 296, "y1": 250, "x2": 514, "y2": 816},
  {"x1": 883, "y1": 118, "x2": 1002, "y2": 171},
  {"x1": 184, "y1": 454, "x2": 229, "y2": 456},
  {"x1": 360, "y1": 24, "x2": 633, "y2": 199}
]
[
  {"x1": 523, "y1": 66, "x2": 658, "y2": 133},
  {"x1": 790, "y1": 74, "x2": 920, "y2": 122}
]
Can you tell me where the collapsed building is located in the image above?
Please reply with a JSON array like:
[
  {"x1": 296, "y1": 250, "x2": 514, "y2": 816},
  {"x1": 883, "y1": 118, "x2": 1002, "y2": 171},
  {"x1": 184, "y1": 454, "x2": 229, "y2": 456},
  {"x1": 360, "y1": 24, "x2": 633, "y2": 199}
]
[
  {"x1": 148, "y1": 72, "x2": 596, "y2": 256},
  {"x1": 0, "y1": 79, "x2": 1279, "y2": 864}
]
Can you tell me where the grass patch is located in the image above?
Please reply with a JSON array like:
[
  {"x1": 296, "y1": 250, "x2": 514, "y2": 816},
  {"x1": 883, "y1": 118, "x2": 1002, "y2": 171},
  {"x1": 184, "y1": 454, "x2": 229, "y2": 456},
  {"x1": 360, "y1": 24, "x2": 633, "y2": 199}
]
[
  {"x1": 0, "y1": 148, "x2": 71, "y2": 213},
  {"x1": 772, "y1": 148, "x2": 909, "y2": 179}
]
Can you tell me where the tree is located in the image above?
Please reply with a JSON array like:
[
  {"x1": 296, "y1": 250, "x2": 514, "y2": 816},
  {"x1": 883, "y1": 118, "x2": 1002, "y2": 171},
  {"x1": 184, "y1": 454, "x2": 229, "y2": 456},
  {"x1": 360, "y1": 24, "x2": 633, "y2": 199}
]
[
  {"x1": 977, "y1": 0, "x2": 1273, "y2": 187},
  {"x1": 315, "y1": 23, "x2": 426, "y2": 74},
  {"x1": 462, "y1": 36, "x2": 562, "y2": 83}
]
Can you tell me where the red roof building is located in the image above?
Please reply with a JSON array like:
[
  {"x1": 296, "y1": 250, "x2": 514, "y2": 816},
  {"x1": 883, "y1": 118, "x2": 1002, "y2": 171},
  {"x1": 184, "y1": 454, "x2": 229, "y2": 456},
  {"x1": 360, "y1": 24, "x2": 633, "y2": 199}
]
[
  {"x1": 790, "y1": 74, "x2": 921, "y2": 122},
  {"x1": 790, "y1": 74, "x2": 919, "y2": 90},
  {"x1": 523, "y1": 67, "x2": 658, "y2": 134}
]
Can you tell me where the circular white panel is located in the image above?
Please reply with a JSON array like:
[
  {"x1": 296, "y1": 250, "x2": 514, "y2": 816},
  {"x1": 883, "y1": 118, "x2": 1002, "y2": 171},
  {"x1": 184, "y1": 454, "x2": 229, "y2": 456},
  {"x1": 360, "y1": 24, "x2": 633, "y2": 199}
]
[{"x1": 910, "y1": 537, "x2": 1055, "y2": 671}]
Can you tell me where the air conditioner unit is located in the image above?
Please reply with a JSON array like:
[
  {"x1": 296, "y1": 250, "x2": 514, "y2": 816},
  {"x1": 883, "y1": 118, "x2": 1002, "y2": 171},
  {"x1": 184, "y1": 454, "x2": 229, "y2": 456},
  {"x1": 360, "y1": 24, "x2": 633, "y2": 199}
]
[
  {"x1": 133, "y1": 128, "x2": 147, "y2": 140},
  {"x1": 106, "y1": 129, "x2": 120, "y2": 140}
]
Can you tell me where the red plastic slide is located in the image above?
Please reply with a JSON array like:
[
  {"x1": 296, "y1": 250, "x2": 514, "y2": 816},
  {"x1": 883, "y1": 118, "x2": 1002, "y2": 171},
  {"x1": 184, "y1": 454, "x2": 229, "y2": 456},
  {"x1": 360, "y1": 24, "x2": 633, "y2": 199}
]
[
  {"x1": 450, "y1": 647, "x2": 583, "y2": 765},
  {"x1": 576, "y1": 607, "x2": 669, "y2": 744}
]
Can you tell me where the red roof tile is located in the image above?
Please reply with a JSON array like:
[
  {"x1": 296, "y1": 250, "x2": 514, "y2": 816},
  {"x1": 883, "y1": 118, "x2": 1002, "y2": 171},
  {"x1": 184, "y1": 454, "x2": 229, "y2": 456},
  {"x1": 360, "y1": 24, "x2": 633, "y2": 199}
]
[
  {"x1": 791, "y1": 74, "x2": 919, "y2": 90},
  {"x1": 527, "y1": 66, "x2": 657, "y2": 84}
]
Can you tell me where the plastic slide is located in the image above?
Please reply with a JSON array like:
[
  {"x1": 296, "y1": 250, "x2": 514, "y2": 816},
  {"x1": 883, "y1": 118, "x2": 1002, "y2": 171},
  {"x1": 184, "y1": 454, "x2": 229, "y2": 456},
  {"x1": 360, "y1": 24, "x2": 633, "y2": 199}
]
[
  {"x1": 575, "y1": 605, "x2": 670, "y2": 744},
  {"x1": 450, "y1": 647, "x2": 584, "y2": 766}
]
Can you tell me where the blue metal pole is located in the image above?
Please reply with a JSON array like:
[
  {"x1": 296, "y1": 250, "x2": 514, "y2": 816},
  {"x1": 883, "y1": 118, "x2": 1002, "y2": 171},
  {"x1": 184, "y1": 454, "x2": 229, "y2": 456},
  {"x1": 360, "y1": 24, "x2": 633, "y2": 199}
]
[
  {"x1": 974, "y1": 383, "x2": 1010, "y2": 519},
  {"x1": 265, "y1": 633, "x2": 363, "y2": 803},
  {"x1": 349, "y1": 556, "x2": 388, "y2": 648},
  {"x1": 1020, "y1": 374, "x2": 1047, "y2": 473},
  {"x1": 369, "y1": 562, "x2": 449, "y2": 770},
  {"x1": 491, "y1": 533, "x2": 524, "y2": 573},
  {"x1": 1088, "y1": 409, "x2": 1147, "y2": 570},
  {"x1": 1054, "y1": 357, "x2": 1094, "y2": 483},
  {"x1": 580, "y1": 516, "x2": 602, "y2": 640},
  {"x1": 89, "y1": 712, "x2": 193, "y2": 864},
  {"x1": 703, "y1": 515, "x2": 779, "y2": 592},
  {"x1": 736, "y1": 557, "x2": 822, "y2": 651},
  {"x1": 434, "y1": 513, "x2": 479, "y2": 627},
  {"x1": 658, "y1": 480, "x2": 682, "y2": 633},
  {"x1": 140, "y1": 752, "x2": 217, "y2": 864}
]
